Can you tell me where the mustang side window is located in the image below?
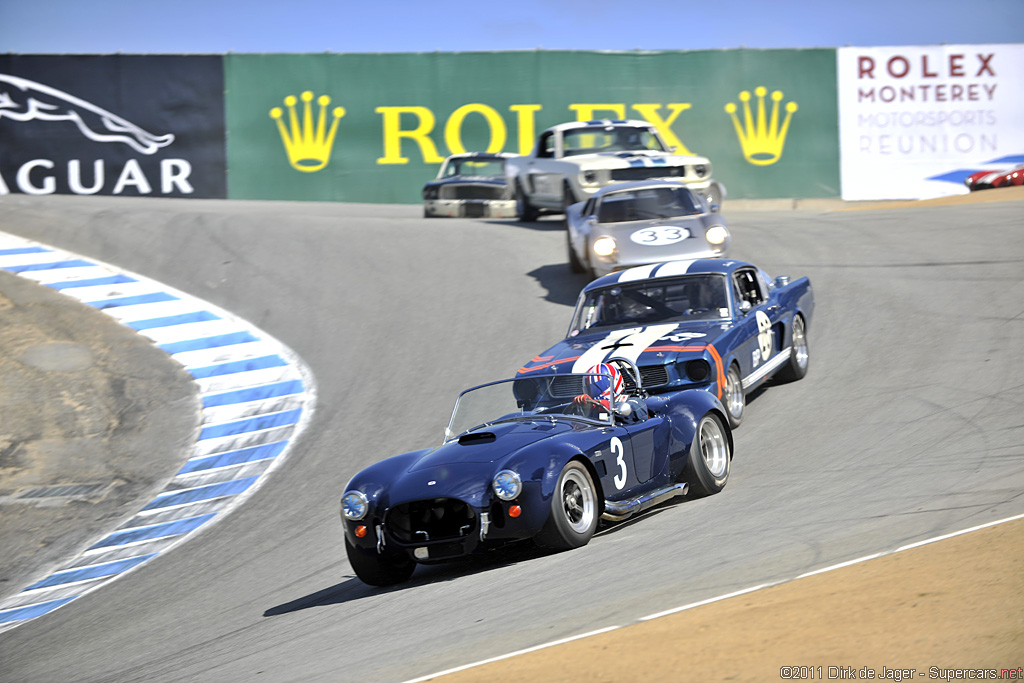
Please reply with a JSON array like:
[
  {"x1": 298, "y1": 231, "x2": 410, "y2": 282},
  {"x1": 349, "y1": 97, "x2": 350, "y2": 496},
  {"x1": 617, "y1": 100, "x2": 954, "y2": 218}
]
[
  {"x1": 734, "y1": 270, "x2": 765, "y2": 308},
  {"x1": 538, "y1": 133, "x2": 554, "y2": 159}
]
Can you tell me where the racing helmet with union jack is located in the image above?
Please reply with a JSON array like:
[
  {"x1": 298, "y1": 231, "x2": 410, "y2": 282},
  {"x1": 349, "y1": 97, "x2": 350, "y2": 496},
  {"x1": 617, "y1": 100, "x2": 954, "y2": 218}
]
[{"x1": 585, "y1": 362, "x2": 623, "y2": 410}]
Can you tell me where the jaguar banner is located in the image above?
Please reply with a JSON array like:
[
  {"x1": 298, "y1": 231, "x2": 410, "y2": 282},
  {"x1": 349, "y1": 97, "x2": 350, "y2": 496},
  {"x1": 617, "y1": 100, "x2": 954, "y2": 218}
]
[
  {"x1": 0, "y1": 55, "x2": 226, "y2": 198},
  {"x1": 224, "y1": 50, "x2": 840, "y2": 203},
  {"x1": 838, "y1": 44, "x2": 1024, "y2": 200}
]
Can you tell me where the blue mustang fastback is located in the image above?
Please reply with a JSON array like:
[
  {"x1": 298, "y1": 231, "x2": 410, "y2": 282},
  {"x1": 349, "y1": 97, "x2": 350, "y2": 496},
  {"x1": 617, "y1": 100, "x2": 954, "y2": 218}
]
[{"x1": 518, "y1": 258, "x2": 814, "y2": 428}]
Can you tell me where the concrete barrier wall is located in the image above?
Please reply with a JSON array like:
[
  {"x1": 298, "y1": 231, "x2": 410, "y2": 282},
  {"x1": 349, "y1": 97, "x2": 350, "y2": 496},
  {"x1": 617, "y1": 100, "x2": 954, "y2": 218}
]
[{"x1": 2, "y1": 46, "x2": 1020, "y2": 203}]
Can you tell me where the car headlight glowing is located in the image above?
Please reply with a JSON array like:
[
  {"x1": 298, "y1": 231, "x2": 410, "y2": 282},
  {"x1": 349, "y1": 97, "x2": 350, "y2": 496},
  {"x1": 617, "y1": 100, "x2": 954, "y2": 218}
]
[
  {"x1": 341, "y1": 491, "x2": 369, "y2": 521},
  {"x1": 492, "y1": 470, "x2": 522, "y2": 501},
  {"x1": 705, "y1": 226, "x2": 728, "y2": 245},
  {"x1": 593, "y1": 236, "x2": 617, "y2": 257}
]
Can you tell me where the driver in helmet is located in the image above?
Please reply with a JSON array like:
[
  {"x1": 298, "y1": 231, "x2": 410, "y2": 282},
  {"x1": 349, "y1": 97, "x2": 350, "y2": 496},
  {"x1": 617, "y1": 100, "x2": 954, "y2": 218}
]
[{"x1": 573, "y1": 362, "x2": 648, "y2": 422}]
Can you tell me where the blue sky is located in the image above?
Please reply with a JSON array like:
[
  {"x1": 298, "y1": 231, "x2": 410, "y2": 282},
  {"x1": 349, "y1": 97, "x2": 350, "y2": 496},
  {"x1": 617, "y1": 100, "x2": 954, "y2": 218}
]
[{"x1": 2, "y1": 0, "x2": 1022, "y2": 54}]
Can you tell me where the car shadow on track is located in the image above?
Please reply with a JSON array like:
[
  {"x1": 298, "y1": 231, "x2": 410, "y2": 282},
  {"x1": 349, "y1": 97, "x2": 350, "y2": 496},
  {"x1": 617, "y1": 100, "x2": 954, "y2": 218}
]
[
  {"x1": 263, "y1": 543, "x2": 558, "y2": 615},
  {"x1": 264, "y1": 481, "x2": 739, "y2": 617},
  {"x1": 527, "y1": 263, "x2": 593, "y2": 307},
  {"x1": 480, "y1": 216, "x2": 568, "y2": 232}
]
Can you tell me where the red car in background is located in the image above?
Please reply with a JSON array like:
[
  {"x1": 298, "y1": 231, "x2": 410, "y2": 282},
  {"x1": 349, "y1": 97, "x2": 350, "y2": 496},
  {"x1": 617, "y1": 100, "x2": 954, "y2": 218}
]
[{"x1": 964, "y1": 165, "x2": 1024, "y2": 191}]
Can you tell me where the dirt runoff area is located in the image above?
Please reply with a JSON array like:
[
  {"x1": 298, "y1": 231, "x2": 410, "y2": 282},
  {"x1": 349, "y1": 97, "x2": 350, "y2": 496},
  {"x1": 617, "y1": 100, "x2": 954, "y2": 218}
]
[
  {"x1": 424, "y1": 517, "x2": 1023, "y2": 682},
  {"x1": 0, "y1": 269, "x2": 198, "y2": 601}
]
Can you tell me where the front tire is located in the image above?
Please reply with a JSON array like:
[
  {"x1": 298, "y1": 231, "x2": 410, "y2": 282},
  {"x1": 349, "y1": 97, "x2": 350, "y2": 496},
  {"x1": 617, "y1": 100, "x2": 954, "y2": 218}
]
[
  {"x1": 536, "y1": 461, "x2": 598, "y2": 550},
  {"x1": 345, "y1": 537, "x2": 415, "y2": 586},
  {"x1": 516, "y1": 181, "x2": 540, "y2": 222},
  {"x1": 567, "y1": 229, "x2": 586, "y2": 273},
  {"x1": 684, "y1": 413, "x2": 731, "y2": 497},
  {"x1": 776, "y1": 313, "x2": 809, "y2": 382},
  {"x1": 562, "y1": 180, "x2": 578, "y2": 214},
  {"x1": 723, "y1": 363, "x2": 744, "y2": 429}
]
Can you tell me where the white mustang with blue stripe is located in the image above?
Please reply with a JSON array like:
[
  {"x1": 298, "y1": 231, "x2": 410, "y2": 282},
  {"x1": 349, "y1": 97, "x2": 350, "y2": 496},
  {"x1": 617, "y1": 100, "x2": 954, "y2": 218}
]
[{"x1": 505, "y1": 119, "x2": 725, "y2": 221}]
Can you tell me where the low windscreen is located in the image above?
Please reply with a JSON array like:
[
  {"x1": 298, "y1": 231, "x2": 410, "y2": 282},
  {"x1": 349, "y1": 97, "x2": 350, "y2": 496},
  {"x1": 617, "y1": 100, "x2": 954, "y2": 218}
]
[{"x1": 445, "y1": 373, "x2": 614, "y2": 441}]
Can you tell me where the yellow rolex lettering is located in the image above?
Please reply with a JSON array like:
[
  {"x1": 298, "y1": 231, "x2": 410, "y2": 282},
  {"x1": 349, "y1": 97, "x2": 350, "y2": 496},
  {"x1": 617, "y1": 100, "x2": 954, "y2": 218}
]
[
  {"x1": 631, "y1": 103, "x2": 694, "y2": 154},
  {"x1": 569, "y1": 104, "x2": 627, "y2": 121},
  {"x1": 444, "y1": 104, "x2": 507, "y2": 155},
  {"x1": 510, "y1": 104, "x2": 542, "y2": 155},
  {"x1": 376, "y1": 106, "x2": 444, "y2": 165}
]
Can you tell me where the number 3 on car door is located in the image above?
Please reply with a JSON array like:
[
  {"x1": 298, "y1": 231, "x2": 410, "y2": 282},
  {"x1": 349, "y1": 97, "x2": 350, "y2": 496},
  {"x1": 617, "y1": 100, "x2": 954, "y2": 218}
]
[{"x1": 611, "y1": 436, "x2": 627, "y2": 490}]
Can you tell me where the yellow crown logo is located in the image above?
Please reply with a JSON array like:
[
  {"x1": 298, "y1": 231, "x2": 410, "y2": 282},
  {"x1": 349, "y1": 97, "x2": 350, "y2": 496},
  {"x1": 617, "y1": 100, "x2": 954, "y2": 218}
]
[
  {"x1": 270, "y1": 91, "x2": 346, "y2": 173},
  {"x1": 724, "y1": 87, "x2": 798, "y2": 166}
]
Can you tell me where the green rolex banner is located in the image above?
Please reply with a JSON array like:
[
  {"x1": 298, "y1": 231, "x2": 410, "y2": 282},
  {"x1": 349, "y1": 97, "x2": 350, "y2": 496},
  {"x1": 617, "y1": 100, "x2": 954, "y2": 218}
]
[{"x1": 224, "y1": 50, "x2": 839, "y2": 203}]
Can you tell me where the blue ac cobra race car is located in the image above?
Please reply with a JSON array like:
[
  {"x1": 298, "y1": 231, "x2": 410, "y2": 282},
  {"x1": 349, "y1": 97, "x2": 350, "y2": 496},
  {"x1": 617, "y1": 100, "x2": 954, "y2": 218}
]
[
  {"x1": 340, "y1": 359, "x2": 732, "y2": 586},
  {"x1": 518, "y1": 258, "x2": 814, "y2": 428}
]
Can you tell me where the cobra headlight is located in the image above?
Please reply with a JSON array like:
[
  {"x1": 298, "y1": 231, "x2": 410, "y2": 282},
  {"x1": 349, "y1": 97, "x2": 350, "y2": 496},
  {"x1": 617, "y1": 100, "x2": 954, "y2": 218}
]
[
  {"x1": 341, "y1": 491, "x2": 369, "y2": 521},
  {"x1": 492, "y1": 470, "x2": 522, "y2": 501},
  {"x1": 593, "y1": 236, "x2": 617, "y2": 257},
  {"x1": 705, "y1": 225, "x2": 729, "y2": 245}
]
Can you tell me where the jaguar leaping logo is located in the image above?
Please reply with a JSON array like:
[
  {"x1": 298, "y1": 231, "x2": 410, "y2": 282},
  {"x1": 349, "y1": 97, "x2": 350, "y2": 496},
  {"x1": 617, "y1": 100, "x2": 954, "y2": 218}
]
[{"x1": 0, "y1": 73, "x2": 175, "y2": 155}]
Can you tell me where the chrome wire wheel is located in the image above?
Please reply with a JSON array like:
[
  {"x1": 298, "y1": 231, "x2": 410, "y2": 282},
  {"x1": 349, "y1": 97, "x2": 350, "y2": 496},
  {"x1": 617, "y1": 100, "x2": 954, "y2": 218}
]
[
  {"x1": 792, "y1": 314, "x2": 808, "y2": 370},
  {"x1": 560, "y1": 467, "x2": 596, "y2": 534},
  {"x1": 699, "y1": 416, "x2": 729, "y2": 479}
]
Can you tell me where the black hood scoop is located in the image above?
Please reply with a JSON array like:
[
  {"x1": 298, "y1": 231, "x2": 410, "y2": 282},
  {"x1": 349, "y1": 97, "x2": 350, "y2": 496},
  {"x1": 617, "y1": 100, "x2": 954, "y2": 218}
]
[{"x1": 458, "y1": 431, "x2": 496, "y2": 445}]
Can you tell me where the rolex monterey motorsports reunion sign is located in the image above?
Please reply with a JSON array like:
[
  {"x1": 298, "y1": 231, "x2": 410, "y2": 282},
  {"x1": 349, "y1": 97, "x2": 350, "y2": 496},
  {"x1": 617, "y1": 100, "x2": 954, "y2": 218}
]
[{"x1": 1, "y1": 46, "x2": 1021, "y2": 202}]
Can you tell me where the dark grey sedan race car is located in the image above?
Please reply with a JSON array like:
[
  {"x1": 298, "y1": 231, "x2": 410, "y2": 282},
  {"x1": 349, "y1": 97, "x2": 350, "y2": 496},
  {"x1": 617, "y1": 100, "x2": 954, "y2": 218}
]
[
  {"x1": 422, "y1": 152, "x2": 517, "y2": 218},
  {"x1": 340, "y1": 360, "x2": 733, "y2": 586},
  {"x1": 567, "y1": 180, "x2": 730, "y2": 279}
]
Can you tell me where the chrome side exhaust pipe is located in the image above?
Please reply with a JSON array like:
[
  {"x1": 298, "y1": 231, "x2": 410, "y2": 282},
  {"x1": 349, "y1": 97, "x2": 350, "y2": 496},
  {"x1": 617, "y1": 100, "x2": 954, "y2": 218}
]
[{"x1": 601, "y1": 482, "x2": 688, "y2": 522}]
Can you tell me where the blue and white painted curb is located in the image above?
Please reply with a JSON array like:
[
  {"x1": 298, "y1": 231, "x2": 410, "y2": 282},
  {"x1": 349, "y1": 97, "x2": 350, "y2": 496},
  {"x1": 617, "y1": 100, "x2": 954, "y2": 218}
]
[{"x1": 0, "y1": 231, "x2": 316, "y2": 633}]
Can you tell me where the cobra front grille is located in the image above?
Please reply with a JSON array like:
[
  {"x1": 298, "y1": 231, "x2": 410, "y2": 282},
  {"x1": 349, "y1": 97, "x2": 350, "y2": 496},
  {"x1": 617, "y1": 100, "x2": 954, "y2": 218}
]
[
  {"x1": 440, "y1": 184, "x2": 506, "y2": 200},
  {"x1": 547, "y1": 365, "x2": 669, "y2": 398},
  {"x1": 387, "y1": 498, "x2": 477, "y2": 543},
  {"x1": 610, "y1": 166, "x2": 690, "y2": 182}
]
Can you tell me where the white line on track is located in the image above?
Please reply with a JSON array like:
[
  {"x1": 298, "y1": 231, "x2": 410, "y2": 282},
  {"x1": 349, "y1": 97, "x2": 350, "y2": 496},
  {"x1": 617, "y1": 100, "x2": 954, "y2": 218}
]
[{"x1": 402, "y1": 511, "x2": 1024, "y2": 683}]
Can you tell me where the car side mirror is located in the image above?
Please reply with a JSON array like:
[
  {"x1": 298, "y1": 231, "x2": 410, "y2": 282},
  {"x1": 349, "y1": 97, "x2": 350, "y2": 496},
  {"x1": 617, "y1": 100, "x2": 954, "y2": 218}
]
[
  {"x1": 739, "y1": 300, "x2": 752, "y2": 314},
  {"x1": 709, "y1": 202, "x2": 721, "y2": 213},
  {"x1": 775, "y1": 276, "x2": 790, "y2": 287}
]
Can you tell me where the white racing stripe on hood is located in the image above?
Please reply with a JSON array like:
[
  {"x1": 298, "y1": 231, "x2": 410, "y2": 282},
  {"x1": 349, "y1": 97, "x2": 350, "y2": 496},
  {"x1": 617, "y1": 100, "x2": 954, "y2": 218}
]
[
  {"x1": 652, "y1": 260, "x2": 697, "y2": 277},
  {"x1": 616, "y1": 264, "x2": 660, "y2": 282},
  {"x1": 572, "y1": 328, "x2": 639, "y2": 373},
  {"x1": 572, "y1": 324, "x2": 680, "y2": 372}
]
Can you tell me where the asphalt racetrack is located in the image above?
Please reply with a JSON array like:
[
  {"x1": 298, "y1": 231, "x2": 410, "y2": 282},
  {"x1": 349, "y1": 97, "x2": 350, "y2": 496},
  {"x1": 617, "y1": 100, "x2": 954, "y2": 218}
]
[{"x1": 0, "y1": 189, "x2": 1021, "y2": 682}]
